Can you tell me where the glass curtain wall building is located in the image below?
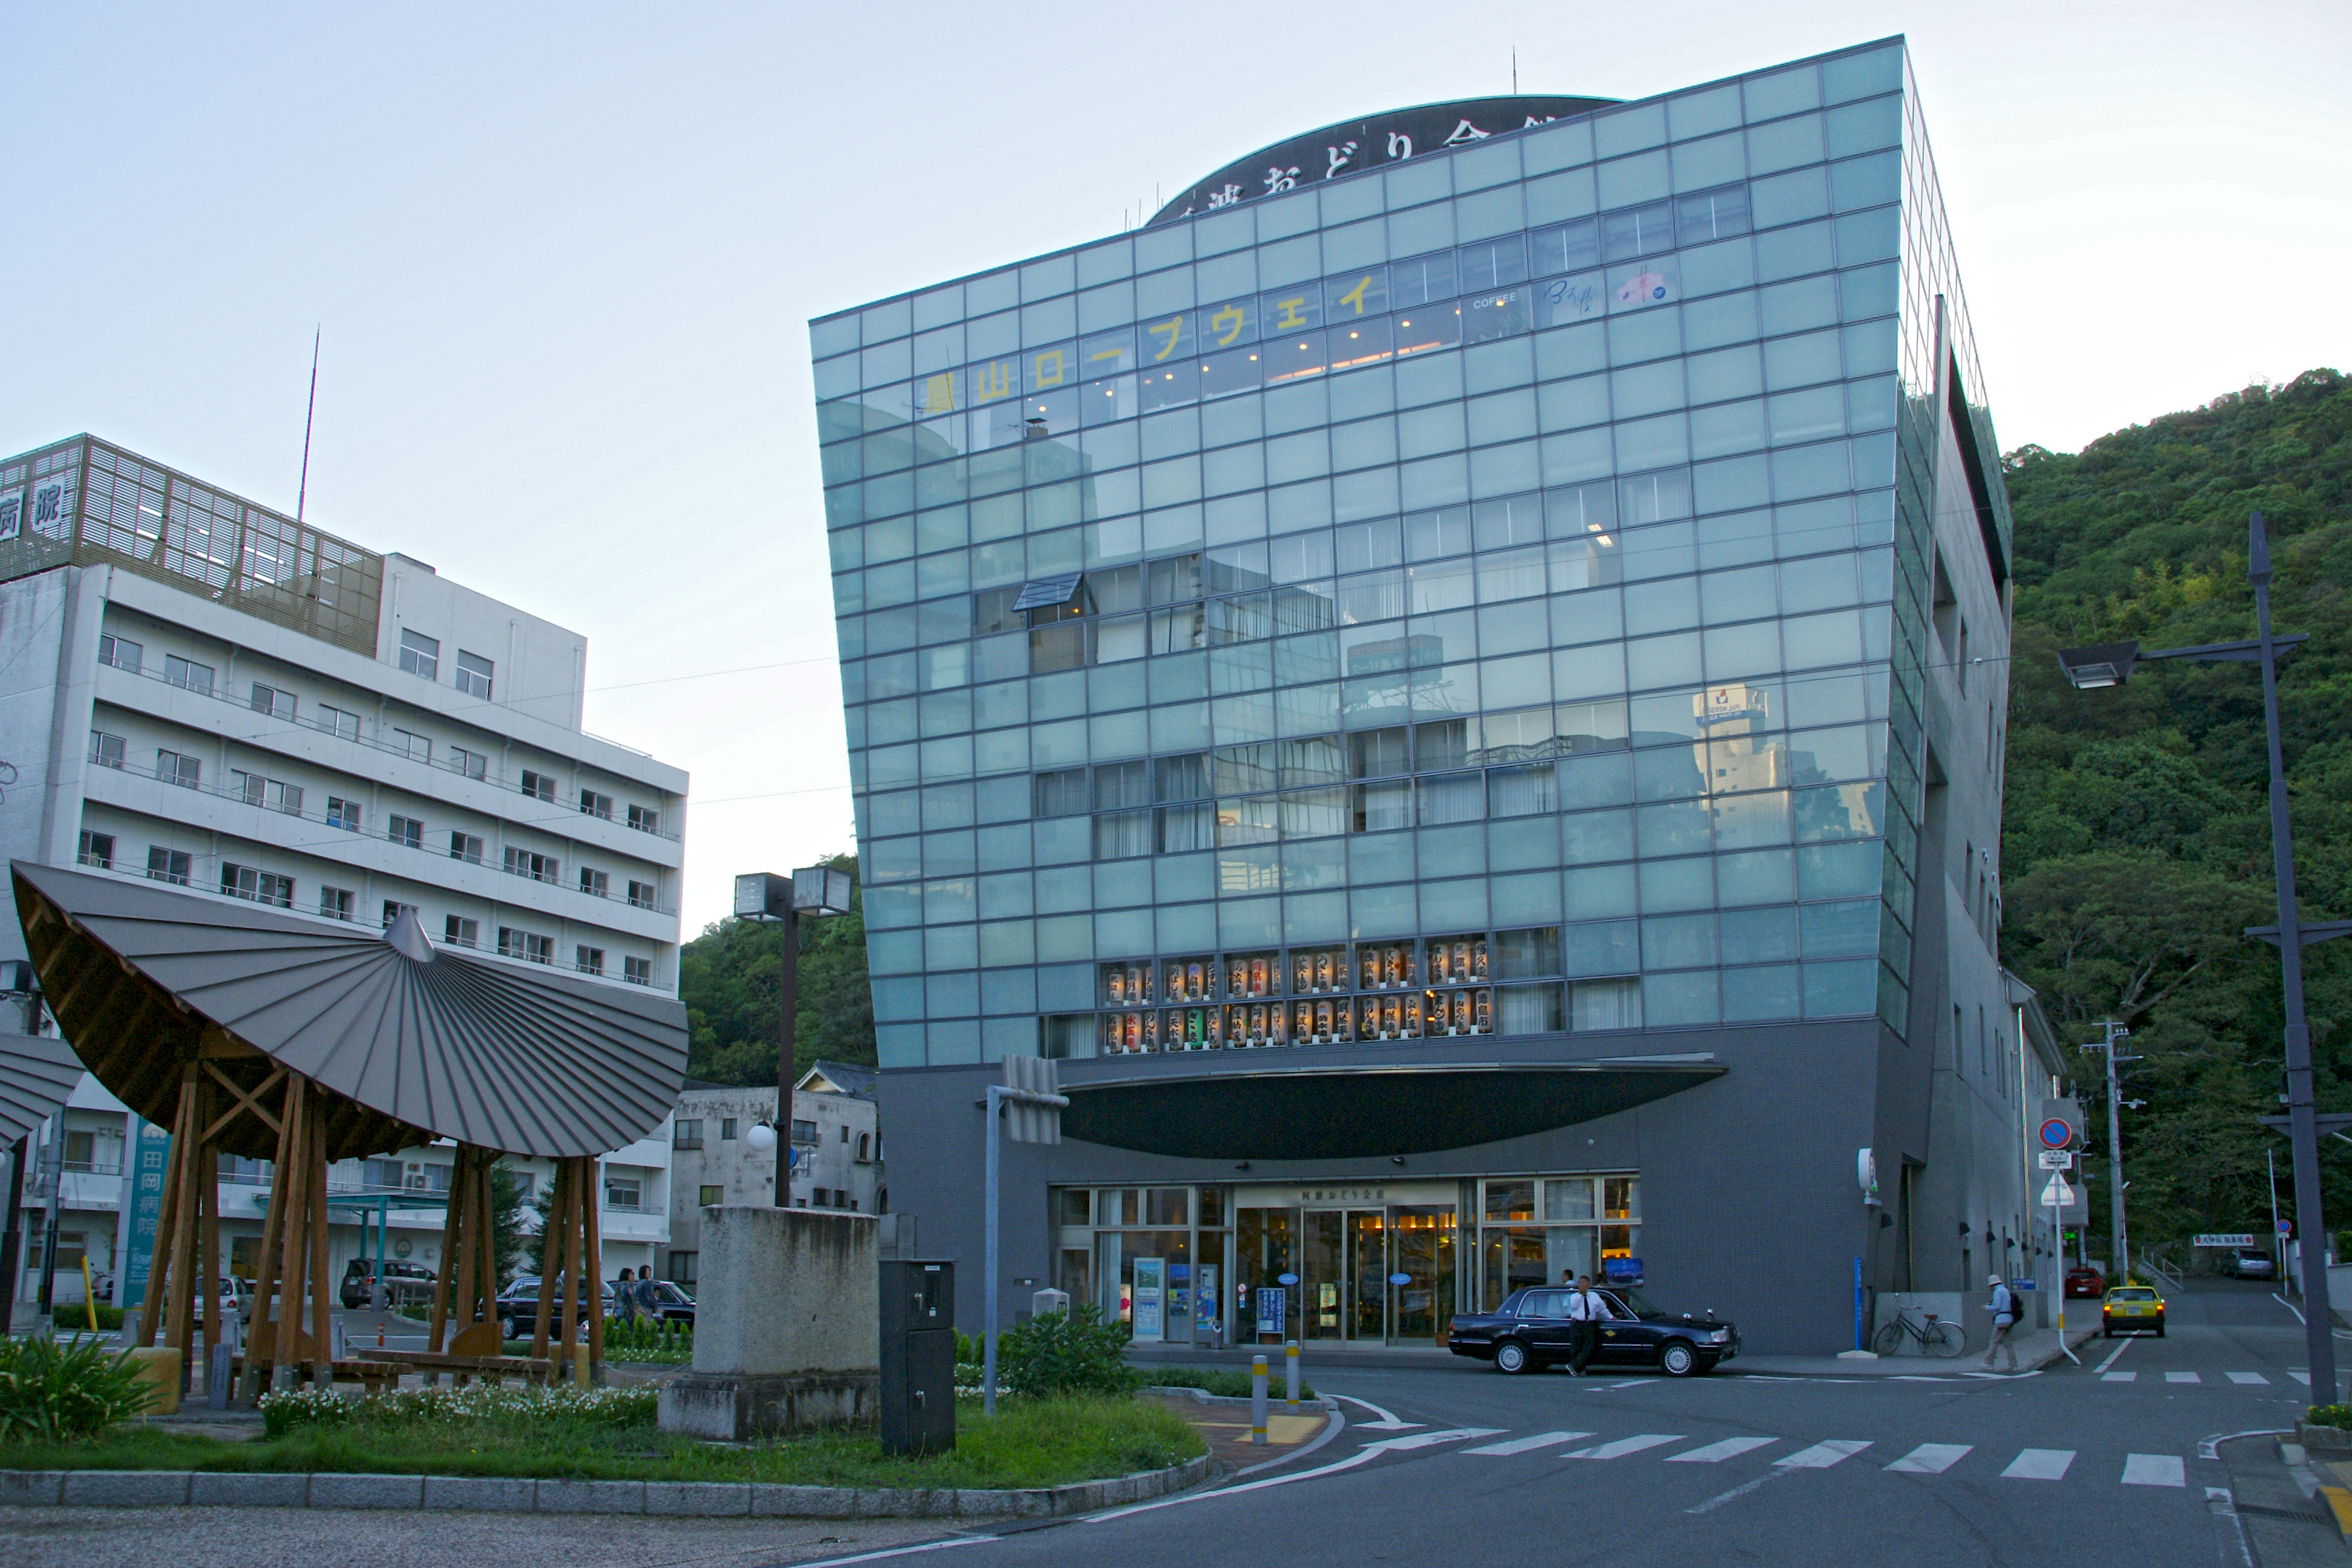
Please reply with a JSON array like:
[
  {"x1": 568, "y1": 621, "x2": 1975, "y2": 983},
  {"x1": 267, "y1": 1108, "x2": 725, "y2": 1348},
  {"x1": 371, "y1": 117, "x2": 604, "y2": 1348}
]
[{"x1": 815, "y1": 37, "x2": 2025, "y2": 1354}]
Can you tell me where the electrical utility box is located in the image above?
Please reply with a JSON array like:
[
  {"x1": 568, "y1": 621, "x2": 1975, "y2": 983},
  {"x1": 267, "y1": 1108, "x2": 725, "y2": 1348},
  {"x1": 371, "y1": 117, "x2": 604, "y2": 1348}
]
[{"x1": 879, "y1": 1259, "x2": 955, "y2": 1456}]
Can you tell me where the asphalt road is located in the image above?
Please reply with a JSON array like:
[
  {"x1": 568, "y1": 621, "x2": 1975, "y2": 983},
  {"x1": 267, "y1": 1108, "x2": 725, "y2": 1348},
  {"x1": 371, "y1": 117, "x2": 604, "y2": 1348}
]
[
  {"x1": 825, "y1": 1277, "x2": 2329, "y2": 1568},
  {"x1": 5, "y1": 1279, "x2": 2336, "y2": 1567}
]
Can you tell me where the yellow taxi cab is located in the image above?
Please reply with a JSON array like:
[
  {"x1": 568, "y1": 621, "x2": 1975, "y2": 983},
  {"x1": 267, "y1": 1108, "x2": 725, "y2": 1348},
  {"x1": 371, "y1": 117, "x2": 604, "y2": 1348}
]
[{"x1": 2102, "y1": 1284, "x2": 2166, "y2": 1338}]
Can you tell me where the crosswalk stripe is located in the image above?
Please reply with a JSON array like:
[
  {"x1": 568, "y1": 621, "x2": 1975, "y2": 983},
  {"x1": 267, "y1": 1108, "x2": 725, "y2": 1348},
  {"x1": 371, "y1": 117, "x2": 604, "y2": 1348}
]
[
  {"x1": 1777, "y1": 1440, "x2": 1870, "y2": 1469},
  {"x1": 2102, "y1": 1371, "x2": 2136, "y2": 1382},
  {"x1": 2002, "y1": 1448, "x2": 2076, "y2": 1480},
  {"x1": 1565, "y1": 1433, "x2": 1684, "y2": 1460},
  {"x1": 1667, "y1": 1437, "x2": 1779, "y2": 1463},
  {"x1": 2292, "y1": 1371, "x2": 2313, "y2": 1386},
  {"x1": 1463, "y1": 1431, "x2": 1593, "y2": 1456},
  {"x1": 2227, "y1": 1372, "x2": 2270, "y2": 1385},
  {"x1": 1886, "y1": 1443, "x2": 1972, "y2": 1475},
  {"x1": 2123, "y1": 1454, "x2": 2187, "y2": 1488},
  {"x1": 2165, "y1": 1371, "x2": 2200, "y2": 1384}
]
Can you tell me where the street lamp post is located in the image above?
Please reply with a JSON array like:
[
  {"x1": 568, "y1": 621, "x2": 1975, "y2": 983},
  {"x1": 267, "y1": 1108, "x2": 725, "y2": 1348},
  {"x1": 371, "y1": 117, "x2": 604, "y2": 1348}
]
[
  {"x1": 2057, "y1": 510, "x2": 2343, "y2": 1400},
  {"x1": 734, "y1": 867, "x2": 854, "y2": 1206}
]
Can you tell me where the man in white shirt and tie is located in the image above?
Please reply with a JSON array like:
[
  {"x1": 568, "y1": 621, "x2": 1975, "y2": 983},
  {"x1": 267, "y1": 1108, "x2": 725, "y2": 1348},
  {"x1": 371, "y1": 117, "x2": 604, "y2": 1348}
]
[{"x1": 1564, "y1": 1272, "x2": 1597, "y2": 1377}]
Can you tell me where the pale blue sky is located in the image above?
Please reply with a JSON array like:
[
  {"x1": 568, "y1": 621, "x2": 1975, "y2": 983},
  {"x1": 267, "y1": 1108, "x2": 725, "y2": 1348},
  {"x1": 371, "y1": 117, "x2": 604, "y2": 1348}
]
[{"x1": 4, "y1": 2, "x2": 2344, "y2": 935}]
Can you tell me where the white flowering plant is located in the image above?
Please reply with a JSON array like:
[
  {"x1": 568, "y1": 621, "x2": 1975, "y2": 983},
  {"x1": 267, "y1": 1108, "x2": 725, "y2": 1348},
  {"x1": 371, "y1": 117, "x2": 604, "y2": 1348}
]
[{"x1": 257, "y1": 1380, "x2": 656, "y2": 1437}]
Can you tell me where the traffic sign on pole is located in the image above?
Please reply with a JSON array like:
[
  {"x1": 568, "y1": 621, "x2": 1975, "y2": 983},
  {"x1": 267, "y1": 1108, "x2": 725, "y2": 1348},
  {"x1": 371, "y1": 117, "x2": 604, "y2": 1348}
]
[
  {"x1": 2038, "y1": 1117, "x2": 2076, "y2": 1151},
  {"x1": 2040, "y1": 1175, "x2": 2077, "y2": 1209},
  {"x1": 2037, "y1": 1150, "x2": 2074, "y2": 1171}
]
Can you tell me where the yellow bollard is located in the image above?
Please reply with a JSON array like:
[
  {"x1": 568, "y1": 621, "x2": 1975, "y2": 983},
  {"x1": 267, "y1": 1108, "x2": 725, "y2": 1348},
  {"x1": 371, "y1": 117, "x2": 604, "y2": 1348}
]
[{"x1": 80, "y1": 1257, "x2": 98, "y2": 1333}]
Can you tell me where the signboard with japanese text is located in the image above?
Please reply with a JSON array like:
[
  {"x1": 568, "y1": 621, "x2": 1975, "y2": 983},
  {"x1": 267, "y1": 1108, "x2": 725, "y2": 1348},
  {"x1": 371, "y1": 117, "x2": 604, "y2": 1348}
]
[
  {"x1": 1149, "y1": 95, "x2": 1616, "y2": 226},
  {"x1": 119, "y1": 1120, "x2": 169, "y2": 1310},
  {"x1": 1254, "y1": 1286, "x2": 1286, "y2": 1336}
]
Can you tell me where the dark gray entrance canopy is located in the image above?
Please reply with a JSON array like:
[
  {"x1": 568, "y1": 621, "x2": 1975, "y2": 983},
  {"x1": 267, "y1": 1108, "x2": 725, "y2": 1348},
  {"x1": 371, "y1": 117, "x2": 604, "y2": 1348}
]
[
  {"x1": 0, "y1": 1030, "x2": 81, "y2": 1147},
  {"x1": 12, "y1": 860, "x2": 687, "y2": 1160}
]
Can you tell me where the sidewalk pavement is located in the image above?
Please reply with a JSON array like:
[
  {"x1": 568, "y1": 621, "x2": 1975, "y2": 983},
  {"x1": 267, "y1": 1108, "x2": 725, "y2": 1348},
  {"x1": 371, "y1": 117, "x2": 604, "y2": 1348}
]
[
  {"x1": 1140, "y1": 1390, "x2": 1330, "y2": 1472},
  {"x1": 2215, "y1": 1434, "x2": 2349, "y2": 1566},
  {"x1": 1731, "y1": 1320, "x2": 2104, "y2": 1378}
]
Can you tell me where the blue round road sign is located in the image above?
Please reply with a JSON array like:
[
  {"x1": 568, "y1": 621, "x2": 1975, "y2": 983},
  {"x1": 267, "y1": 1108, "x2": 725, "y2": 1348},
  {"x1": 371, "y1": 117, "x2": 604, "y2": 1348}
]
[{"x1": 2038, "y1": 1118, "x2": 2074, "y2": 1150}]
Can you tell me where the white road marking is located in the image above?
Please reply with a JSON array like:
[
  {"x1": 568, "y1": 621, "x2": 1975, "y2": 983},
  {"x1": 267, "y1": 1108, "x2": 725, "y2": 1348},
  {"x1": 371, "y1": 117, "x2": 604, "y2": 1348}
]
[
  {"x1": 2227, "y1": 1372, "x2": 2270, "y2": 1385},
  {"x1": 1330, "y1": 1394, "x2": 1422, "y2": 1430},
  {"x1": 2291, "y1": 1371, "x2": 2313, "y2": 1386},
  {"x1": 2167, "y1": 1371, "x2": 2201, "y2": 1384},
  {"x1": 1564, "y1": 1433, "x2": 1686, "y2": 1459},
  {"x1": 1667, "y1": 1437, "x2": 1780, "y2": 1463},
  {"x1": 1603, "y1": 1379, "x2": 1646, "y2": 1389},
  {"x1": 1462, "y1": 1430, "x2": 1593, "y2": 1456},
  {"x1": 1776, "y1": 1439, "x2": 1870, "y2": 1469},
  {"x1": 1886, "y1": 1443, "x2": 1973, "y2": 1474},
  {"x1": 1083, "y1": 1428, "x2": 1502, "y2": 1521},
  {"x1": 787, "y1": 1539, "x2": 990, "y2": 1568},
  {"x1": 2094, "y1": 1336, "x2": 2138, "y2": 1374},
  {"x1": 2124, "y1": 1453, "x2": 2187, "y2": 1488},
  {"x1": 2001, "y1": 1448, "x2": 2076, "y2": 1480},
  {"x1": 2101, "y1": 1371, "x2": 2137, "y2": 1382}
]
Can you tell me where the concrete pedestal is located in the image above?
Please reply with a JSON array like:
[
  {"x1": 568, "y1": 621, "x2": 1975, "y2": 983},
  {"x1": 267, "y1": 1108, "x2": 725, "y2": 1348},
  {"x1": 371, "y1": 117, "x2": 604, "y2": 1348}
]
[{"x1": 658, "y1": 1207, "x2": 881, "y2": 1441}]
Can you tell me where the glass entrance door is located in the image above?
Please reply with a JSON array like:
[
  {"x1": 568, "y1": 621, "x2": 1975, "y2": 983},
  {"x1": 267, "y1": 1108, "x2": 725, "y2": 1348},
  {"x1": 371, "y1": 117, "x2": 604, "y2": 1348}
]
[
  {"x1": 1390, "y1": 1207, "x2": 1456, "y2": 1344},
  {"x1": 1349, "y1": 1211, "x2": 1387, "y2": 1341}
]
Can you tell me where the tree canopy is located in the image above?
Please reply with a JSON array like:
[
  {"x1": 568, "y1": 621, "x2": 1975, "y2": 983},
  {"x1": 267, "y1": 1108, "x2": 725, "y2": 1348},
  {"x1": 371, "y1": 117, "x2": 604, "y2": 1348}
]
[
  {"x1": 2001, "y1": 368, "x2": 2352, "y2": 1254},
  {"x1": 678, "y1": 853, "x2": 874, "y2": 1083}
]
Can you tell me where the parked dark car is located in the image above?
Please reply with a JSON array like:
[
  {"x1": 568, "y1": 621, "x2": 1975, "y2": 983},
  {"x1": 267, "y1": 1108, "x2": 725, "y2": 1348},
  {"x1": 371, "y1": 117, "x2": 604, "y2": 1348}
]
[
  {"x1": 496, "y1": 1276, "x2": 614, "y2": 1341},
  {"x1": 340, "y1": 1259, "x2": 436, "y2": 1309},
  {"x1": 2063, "y1": 1266, "x2": 2106, "y2": 1299},
  {"x1": 634, "y1": 1280, "x2": 694, "y2": 1326},
  {"x1": 1446, "y1": 1286, "x2": 1739, "y2": 1377}
]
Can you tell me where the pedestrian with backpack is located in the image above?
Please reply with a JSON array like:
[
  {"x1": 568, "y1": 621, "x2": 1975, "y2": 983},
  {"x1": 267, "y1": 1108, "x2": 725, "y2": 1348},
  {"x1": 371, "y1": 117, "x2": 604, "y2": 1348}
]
[{"x1": 1980, "y1": 1273, "x2": 2019, "y2": 1371}]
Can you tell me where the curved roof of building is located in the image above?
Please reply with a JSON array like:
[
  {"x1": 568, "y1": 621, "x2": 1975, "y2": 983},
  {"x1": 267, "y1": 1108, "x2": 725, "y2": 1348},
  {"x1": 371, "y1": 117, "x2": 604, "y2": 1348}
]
[
  {"x1": 12, "y1": 860, "x2": 688, "y2": 1160},
  {"x1": 0, "y1": 1029, "x2": 82, "y2": 1147},
  {"x1": 1148, "y1": 94, "x2": 1617, "y2": 227}
]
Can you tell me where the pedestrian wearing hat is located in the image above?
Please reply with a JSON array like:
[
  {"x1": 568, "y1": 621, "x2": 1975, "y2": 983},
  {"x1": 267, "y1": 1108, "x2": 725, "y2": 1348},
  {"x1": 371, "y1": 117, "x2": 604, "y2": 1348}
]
[{"x1": 1981, "y1": 1273, "x2": 2019, "y2": 1371}]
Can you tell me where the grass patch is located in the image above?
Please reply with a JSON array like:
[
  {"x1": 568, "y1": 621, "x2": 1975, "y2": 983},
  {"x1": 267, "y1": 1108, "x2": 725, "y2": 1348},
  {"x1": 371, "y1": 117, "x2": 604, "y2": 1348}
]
[
  {"x1": 0, "y1": 1394, "x2": 1201, "y2": 1490},
  {"x1": 1141, "y1": 1365, "x2": 1316, "y2": 1400}
]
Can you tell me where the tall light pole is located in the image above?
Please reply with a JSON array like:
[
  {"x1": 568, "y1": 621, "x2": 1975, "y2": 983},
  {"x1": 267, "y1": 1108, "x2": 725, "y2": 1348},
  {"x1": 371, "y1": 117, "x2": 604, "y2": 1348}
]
[
  {"x1": 2079, "y1": 1022, "x2": 2136, "y2": 1281},
  {"x1": 734, "y1": 866, "x2": 854, "y2": 1205},
  {"x1": 2057, "y1": 510, "x2": 2345, "y2": 1401}
]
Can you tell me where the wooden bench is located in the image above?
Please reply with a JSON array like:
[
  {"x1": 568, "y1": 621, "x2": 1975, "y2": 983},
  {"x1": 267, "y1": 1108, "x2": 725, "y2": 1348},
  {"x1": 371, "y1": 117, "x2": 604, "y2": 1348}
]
[{"x1": 366, "y1": 1347, "x2": 562, "y2": 1386}]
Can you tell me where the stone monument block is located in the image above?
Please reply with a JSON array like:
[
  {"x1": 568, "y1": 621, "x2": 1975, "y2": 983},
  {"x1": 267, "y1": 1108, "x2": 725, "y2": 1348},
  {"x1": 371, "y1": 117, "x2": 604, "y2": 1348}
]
[{"x1": 659, "y1": 1207, "x2": 880, "y2": 1441}]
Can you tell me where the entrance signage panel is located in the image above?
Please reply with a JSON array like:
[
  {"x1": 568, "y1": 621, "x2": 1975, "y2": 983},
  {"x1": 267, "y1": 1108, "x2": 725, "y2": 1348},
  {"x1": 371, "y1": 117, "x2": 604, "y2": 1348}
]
[
  {"x1": 1602, "y1": 1257, "x2": 1642, "y2": 1286},
  {"x1": 1254, "y1": 1286, "x2": 1285, "y2": 1335},
  {"x1": 2192, "y1": 1233, "x2": 2258, "y2": 1248},
  {"x1": 1133, "y1": 1256, "x2": 1165, "y2": 1340}
]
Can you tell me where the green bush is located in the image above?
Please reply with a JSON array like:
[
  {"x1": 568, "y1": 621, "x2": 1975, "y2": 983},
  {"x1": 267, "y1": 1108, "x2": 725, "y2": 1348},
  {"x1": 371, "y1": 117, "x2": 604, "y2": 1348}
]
[
  {"x1": 2308, "y1": 1403, "x2": 2352, "y2": 1430},
  {"x1": 50, "y1": 1303, "x2": 125, "y2": 1333},
  {"x1": 0, "y1": 1334, "x2": 155, "y2": 1441},
  {"x1": 995, "y1": 1305, "x2": 1137, "y2": 1397},
  {"x1": 600, "y1": 1316, "x2": 692, "y2": 1363},
  {"x1": 257, "y1": 1381, "x2": 656, "y2": 1438}
]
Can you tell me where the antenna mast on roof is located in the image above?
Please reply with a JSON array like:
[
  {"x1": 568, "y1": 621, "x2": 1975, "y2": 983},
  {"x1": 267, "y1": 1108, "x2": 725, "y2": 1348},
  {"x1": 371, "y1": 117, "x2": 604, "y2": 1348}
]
[
  {"x1": 1512, "y1": 46, "x2": 1519, "y2": 94},
  {"x1": 296, "y1": 327, "x2": 320, "y2": 521}
]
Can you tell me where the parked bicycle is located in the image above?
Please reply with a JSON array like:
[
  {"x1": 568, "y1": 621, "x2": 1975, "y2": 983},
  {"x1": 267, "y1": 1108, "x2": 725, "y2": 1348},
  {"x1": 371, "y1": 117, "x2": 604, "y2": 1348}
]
[{"x1": 1872, "y1": 1305, "x2": 1965, "y2": 1357}]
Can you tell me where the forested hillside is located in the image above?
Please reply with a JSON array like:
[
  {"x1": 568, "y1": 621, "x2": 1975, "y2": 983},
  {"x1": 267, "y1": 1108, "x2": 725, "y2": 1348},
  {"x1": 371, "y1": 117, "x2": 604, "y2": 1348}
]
[{"x1": 2000, "y1": 368, "x2": 2352, "y2": 1251}]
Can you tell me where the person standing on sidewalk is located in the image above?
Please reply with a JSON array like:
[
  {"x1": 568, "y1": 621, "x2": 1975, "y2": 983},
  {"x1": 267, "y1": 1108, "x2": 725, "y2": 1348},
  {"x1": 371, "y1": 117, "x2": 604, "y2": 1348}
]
[
  {"x1": 1566, "y1": 1274, "x2": 1599, "y2": 1377},
  {"x1": 1980, "y1": 1273, "x2": 2019, "y2": 1371}
]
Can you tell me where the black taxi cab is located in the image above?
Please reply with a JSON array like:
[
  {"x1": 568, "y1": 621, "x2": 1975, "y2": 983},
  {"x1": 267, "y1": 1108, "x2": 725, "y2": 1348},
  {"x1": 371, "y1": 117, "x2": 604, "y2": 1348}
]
[{"x1": 1446, "y1": 1286, "x2": 1740, "y2": 1377}]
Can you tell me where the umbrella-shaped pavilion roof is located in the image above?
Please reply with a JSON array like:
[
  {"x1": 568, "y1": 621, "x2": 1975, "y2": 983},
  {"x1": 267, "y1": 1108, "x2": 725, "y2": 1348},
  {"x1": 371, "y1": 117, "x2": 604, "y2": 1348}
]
[{"x1": 12, "y1": 860, "x2": 687, "y2": 1161}]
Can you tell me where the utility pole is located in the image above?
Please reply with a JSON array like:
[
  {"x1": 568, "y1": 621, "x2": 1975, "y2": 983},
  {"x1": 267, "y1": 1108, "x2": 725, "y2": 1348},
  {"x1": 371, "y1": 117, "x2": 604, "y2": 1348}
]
[{"x1": 2080, "y1": 1022, "x2": 2138, "y2": 1281}]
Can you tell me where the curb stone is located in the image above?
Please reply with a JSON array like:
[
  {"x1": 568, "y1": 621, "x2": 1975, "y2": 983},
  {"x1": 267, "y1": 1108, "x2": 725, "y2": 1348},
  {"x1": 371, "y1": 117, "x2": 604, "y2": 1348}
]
[
  {"x1": 1142, "y1": 1386, "x2": 1338, "y2": 1411},
  {"x1": 189, "y1": 1471, "x2": 308, "y2": 1507},
  {"x1": 1, "y1": 1452, "x2": 1213, "y2": 1518},
  {"x1": 536, "y1": 1478, "x2": 645, "y2": 1514},
  {"x1": 423, "y1": 1475, "x2": 535, "y2": 1511},
  {"x1": 644, "y1": 1480, "x2": 749, "y2": 1517},
  {"x1": 59, "y1": 1470, "x2": 190, "y2": 1507},
  {"x1": 308, "y1": 1473, "x2": 425, "y2": 1509}
]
